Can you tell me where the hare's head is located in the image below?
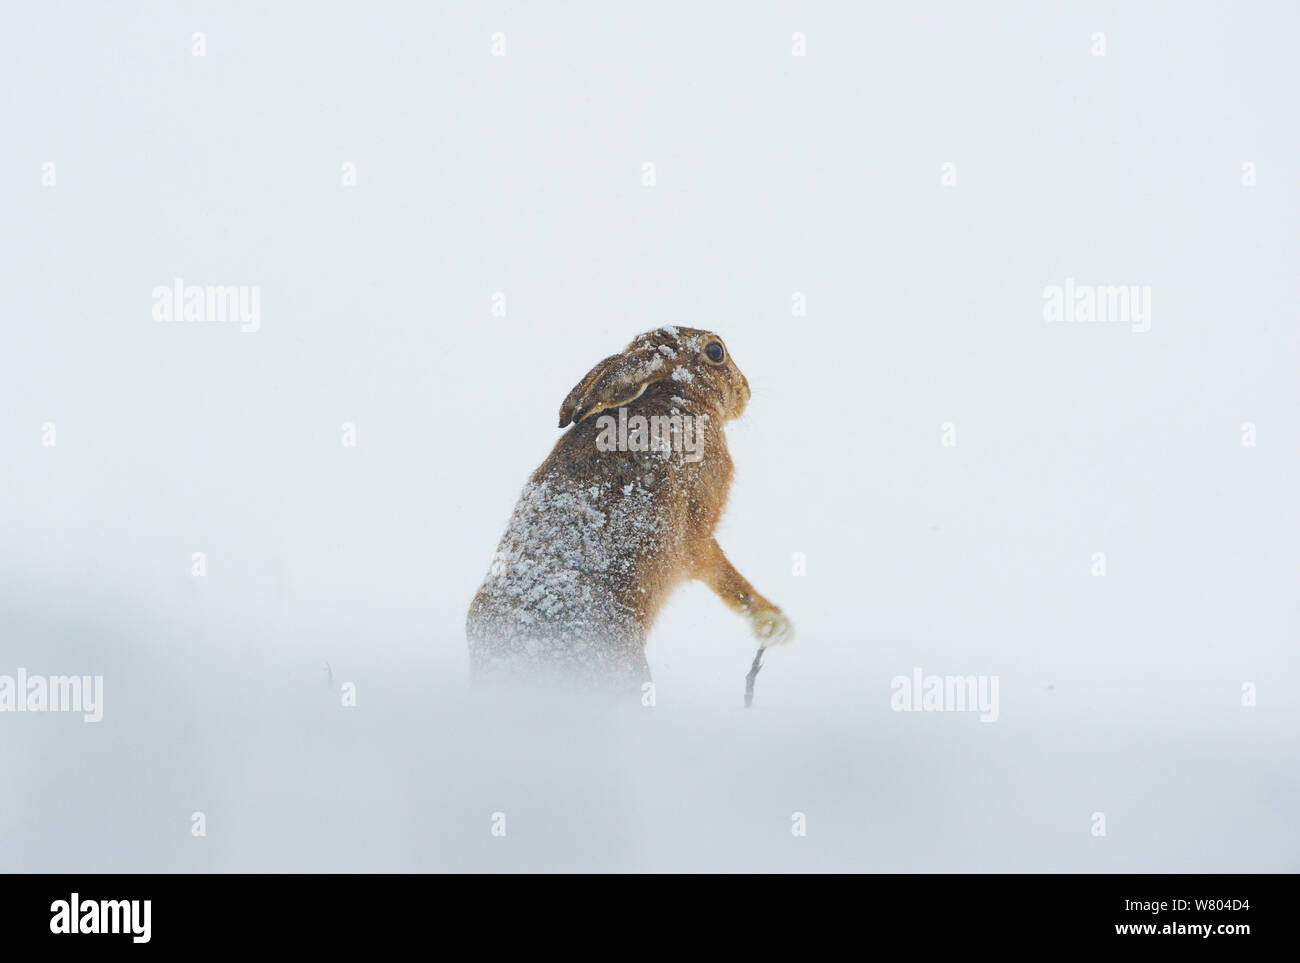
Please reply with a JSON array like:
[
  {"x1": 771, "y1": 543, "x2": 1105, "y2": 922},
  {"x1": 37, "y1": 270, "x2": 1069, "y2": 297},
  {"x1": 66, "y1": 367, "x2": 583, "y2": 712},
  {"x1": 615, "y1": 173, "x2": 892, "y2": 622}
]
[{"x1": 557, "y1": 326, "x2": 751, "y2": 428}]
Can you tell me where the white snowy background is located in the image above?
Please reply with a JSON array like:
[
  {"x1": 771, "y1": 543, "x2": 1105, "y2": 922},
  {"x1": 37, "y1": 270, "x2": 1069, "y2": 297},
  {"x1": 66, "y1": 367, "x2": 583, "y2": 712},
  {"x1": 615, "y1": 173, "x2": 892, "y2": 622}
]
[{"x1": 1, "y1": 0, "x2": 1297, "y2": 871}]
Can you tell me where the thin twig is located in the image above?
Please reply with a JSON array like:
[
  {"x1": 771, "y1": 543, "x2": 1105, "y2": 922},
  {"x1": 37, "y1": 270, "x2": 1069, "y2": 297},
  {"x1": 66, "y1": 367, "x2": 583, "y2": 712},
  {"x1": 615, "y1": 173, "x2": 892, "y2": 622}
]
[{"x1": 744, "y1": 647, "x2": 766, "y2": 708}]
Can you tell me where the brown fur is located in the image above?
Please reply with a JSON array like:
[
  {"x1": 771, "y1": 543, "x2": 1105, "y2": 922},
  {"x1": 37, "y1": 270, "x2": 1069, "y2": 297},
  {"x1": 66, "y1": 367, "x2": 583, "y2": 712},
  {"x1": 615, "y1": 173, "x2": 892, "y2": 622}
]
[{"x1": 466, "y1": 326, "x2": 793, "y2": 687}]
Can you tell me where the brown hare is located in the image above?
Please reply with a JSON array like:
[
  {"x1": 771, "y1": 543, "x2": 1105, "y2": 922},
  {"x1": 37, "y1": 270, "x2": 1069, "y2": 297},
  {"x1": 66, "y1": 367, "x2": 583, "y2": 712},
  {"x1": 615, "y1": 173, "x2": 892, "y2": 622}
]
[{"x1": 466, "y1": 326, "x2": 792, "y2": 688}]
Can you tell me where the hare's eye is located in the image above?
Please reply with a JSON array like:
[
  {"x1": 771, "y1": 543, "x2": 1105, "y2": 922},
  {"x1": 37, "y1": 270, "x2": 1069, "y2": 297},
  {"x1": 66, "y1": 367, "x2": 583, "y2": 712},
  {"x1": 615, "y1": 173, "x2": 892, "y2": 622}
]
[{"x1": 704, "y1": 341, "x2": 725, "y2": 364}]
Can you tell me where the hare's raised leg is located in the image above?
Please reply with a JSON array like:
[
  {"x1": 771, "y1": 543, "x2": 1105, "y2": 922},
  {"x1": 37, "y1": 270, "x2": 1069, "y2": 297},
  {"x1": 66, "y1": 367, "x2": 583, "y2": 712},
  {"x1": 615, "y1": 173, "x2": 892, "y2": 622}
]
[{"x1": 691, "y1": 538, "x2": 794, "y2": 645}]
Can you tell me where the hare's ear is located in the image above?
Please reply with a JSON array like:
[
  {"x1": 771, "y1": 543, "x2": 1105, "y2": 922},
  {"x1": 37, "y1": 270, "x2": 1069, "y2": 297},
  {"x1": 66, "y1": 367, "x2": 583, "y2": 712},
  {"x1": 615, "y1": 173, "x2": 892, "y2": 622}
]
[{"x1": 558, "y1": 352, "x2": 659, "y2": 428}]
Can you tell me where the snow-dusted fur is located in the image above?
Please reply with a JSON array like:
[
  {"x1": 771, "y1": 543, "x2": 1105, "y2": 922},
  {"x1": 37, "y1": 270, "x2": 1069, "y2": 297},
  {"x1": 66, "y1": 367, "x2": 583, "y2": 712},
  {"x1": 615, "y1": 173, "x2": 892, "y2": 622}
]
[{"x1": 467, "y1": 326, "x2": 793, "y2": 688}]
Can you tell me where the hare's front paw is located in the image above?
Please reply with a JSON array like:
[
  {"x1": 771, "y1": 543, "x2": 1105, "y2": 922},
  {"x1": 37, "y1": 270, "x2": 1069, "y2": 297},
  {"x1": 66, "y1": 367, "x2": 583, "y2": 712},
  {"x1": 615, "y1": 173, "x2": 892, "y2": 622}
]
[{"x1": 751, "y1": 609, "x2": 794, "y2": 646}]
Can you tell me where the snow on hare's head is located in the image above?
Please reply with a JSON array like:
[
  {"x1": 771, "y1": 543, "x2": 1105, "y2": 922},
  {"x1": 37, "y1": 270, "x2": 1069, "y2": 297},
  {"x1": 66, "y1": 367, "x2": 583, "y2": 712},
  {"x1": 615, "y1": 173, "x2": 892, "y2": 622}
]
[{"x1": 557, "y1": 326, "x2": 751, "y2": 429}]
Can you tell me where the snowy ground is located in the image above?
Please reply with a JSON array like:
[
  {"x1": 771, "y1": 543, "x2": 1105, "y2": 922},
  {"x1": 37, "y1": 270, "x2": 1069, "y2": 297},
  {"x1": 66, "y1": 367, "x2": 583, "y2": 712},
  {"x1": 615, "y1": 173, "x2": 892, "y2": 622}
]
[
  {"x1": 2, "y1": 1, "x2": 1298, "y2": 871},
  {"x1": 3, "y1": 593, "x2": 1296, "y2": 872}
]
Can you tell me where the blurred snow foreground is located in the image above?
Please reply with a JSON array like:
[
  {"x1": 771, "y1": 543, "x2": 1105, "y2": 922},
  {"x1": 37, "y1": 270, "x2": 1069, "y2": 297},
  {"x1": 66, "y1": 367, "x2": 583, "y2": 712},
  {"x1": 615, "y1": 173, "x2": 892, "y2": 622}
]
[{"x1": 4, "y1": 611, "x2": 1295, "y2": 873}]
